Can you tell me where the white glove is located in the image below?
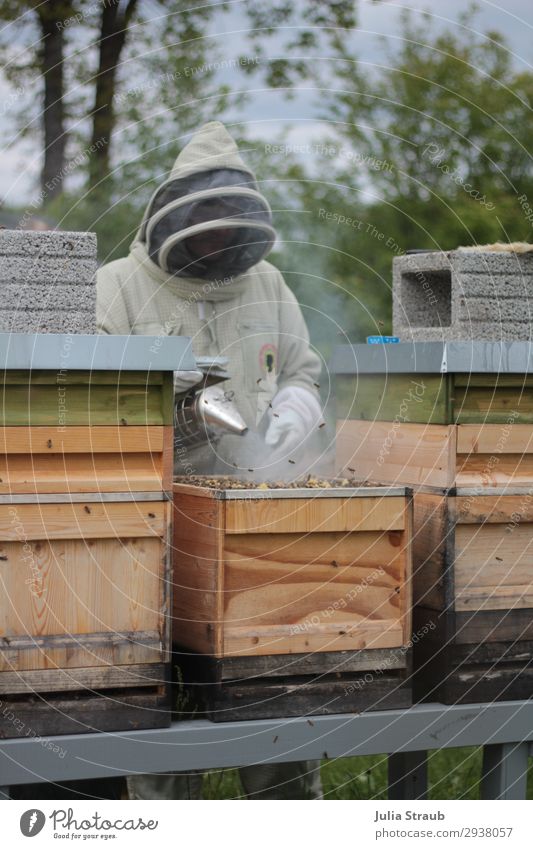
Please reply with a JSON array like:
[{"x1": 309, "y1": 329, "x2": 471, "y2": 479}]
[
  {"x1": 173, "y1": 370, "x2": 204, "y2": 395},
  {"x1": 264, "y1": 385, "x2": 323, "y2": 454}
]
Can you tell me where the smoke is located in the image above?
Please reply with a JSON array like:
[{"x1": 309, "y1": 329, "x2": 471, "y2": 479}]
[{"x1": 202, "y1": 410, "x2": 331, "y2": 485}]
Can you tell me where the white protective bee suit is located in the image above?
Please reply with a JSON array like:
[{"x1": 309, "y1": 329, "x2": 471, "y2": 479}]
[{"x1": 96, "y1": 121, "x2": 323, "y2": 799}]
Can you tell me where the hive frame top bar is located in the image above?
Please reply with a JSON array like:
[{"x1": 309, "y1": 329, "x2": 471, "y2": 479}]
[
  {"x1": 0, "y1": 491, "x2": 169, "y2": 504},
  {"x1": 330, "y1": 340, "x2": 533, "y2": 374},
  {"x1": 0, "y1": 332, "x2": 195, "y2": 371},
  {"x1": 176, "y1": 485, "x2": 410, "y2": 499}
]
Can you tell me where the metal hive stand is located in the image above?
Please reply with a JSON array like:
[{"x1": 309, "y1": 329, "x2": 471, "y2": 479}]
[{"x1": 1, "y1": 701, "x2": 532, "y2": 800}]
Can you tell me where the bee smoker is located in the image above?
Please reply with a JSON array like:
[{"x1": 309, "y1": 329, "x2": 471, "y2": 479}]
[{"x1": 173, "y1": 357, "x2": 248, "y2": 449}]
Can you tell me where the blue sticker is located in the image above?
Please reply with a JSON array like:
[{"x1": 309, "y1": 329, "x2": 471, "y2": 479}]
[{"x1": 366, "y1": 336, "x2": 400, "y2": 344}]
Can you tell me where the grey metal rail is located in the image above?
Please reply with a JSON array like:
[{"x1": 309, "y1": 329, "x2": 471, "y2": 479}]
[{"x1": 1, "y1": 701, "x2": 532, "y2": 800}]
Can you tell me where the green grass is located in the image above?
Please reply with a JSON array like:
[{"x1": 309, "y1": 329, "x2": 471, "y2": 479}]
[{"x1": 199, "y1": 749, "x2": 533, "y2": 799}]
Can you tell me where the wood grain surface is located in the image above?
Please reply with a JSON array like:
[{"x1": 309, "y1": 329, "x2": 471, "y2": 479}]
[{"x1": 172, "y1": 484, "x2": 411, "y2": 657}]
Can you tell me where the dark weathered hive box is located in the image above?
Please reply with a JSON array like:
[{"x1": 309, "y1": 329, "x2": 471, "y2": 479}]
[
  {"x1": 413, "y1": 490, "x2": 533, "y2": 703},
  {"x1": 331, "y1": 341, "x2": 533, "y2": 704}
]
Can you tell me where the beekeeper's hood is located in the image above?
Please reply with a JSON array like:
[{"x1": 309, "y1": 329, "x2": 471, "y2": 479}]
[{"x1": 135, "y1": 122, "x2": 276, "y2": 281}]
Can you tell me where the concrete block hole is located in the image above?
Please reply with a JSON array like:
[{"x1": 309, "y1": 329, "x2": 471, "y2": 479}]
[{"x1": 400, "y1": 269, "x2": 452, "y2": 327}]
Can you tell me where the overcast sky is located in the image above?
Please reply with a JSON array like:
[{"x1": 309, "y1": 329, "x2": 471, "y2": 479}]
[{"x1": 0, "y1": 0, "x2": 531, "y2": 204}]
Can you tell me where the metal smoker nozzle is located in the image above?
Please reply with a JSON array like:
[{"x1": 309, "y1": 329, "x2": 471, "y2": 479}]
[
  {"x1": 174, "y1": 358, "x2": 248, "y2": 448},
  {"x1": 195, "y1": 384, "x2": 248, "y2": 434}
]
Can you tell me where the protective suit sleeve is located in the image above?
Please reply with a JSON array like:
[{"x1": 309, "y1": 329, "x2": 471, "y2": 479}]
[
  {"x1": 275, "y1": 269, "x2": 322, "y2": 397},
  {"x1": 96, "y1": 262, "x2": 132, "y2": 335}
]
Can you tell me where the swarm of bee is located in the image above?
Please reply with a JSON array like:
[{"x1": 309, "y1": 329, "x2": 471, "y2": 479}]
[{"x1": 174, "y1": 475, "x2": 371, "y2": 490}]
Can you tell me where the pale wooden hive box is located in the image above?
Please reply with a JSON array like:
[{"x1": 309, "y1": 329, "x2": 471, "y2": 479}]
[
  {"x1": 172, "y1": 480, "x2": 413, "y2": 719},
  {"x1": 0, "y1": 332, "x2": 194, "y2": 737},
  {"x1": 333, "y1": 341, "x2": 533, "y2": 489},
  {"x1": 172, "y1": 481, "x2": 413, "y2": 659}
]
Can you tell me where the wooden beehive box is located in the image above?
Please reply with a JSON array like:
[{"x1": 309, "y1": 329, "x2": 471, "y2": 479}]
[
  {"x1": 172, "y1": 480, "x2": 413, "y2": 719},
  {"x1": 413, "y1": 490, "x2": 533, "y2": 703},
  {"x1": 333, "y1": 342, "x2": 533, "y2": 489},
  {"x1": 0, "y1": 332, "x2": 195, "y2": 737},
  {"x1": 0, "y1": 383, "x2": 174, "y2": 494},
  {"x1": 332, "y1": 341, "x2": 533, "y2": 705},
  {"x1": 337, "y1": 419, "x2": 533, "y2": 489}
]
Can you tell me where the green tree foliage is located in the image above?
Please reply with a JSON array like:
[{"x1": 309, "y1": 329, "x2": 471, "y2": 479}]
[
  {"x1": 274, "y1": 7, "x2": 533, "y2": 343},
  {"x1": 320, "y1": 8, "x2": 533, "y2": 279},
  {"x1": 0, "y1": 0, "x2": 233, "y2": 202},
  {"x1": 0, "y1": 1, "x2": 361, "y2": 266},
  {"x1": 3, "y1": 5, "x2": 533, "y2": 351},
  {"x1": 0, "y1": 1, "x2": 360, "y2": 199}
]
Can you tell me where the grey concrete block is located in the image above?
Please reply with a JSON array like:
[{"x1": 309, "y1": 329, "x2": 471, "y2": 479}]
[
  {"x1": 0, "y1": 258, "x2": 96, "y2": 286},
  {"x1": 0, "y1": 229, "x2": 97, "y2": 333},
  {"x1": 456, "y1": 298, "x2": 533, "y2": 323},
  {"x1": 0, "y1": 229, "x2": 96, "y2": 258},
  {"x1": 454, "y1": 275, "x2": 533, "y2": 298},
  {"x1": 453, "y1": 321, "x2": 533, "y2": 341},
  {"x1": 452, "y1": 250, "x2": 533, "y2": 275},
  {"x1": 0, "y1": 284, "x2": 95, "y2": 312},
  {"x1": 393, "y1": 250, "x2": 533, "y2": 341},
  {"x1": 0, "y1": 310, "x2": 96, "y2": 334},
  {"x1": 389, "y1": 323, "x2": 533, "y2": 342}
]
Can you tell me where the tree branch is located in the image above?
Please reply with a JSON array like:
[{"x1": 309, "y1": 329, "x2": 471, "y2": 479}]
[{"x1": 88, "y1": 0, "x2": 139, "y2": 190}]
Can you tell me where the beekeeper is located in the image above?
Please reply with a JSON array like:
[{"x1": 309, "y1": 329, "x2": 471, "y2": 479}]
[{"x1": 96, "y1": 121, "x2": 323, "y2": 800}]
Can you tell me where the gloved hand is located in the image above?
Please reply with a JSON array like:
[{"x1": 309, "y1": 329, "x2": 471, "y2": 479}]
[
  {"x1": 173, "y1": 369, "x2": 204, "y2": 395},
  {"x1": 264, "y1": 385, "x2": 323, "y2": 455}
]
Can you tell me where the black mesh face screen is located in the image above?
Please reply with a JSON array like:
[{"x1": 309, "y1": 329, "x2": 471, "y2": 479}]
[
  {"x1": 148, "y1": 168, "x2": 258, "y2": 218},
  {"x1": 162, "y1": 226, "x2": 273, "y2": 280},
  {"x1": 145, "y1": 169, "x2": 274, "y2": 279}
]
